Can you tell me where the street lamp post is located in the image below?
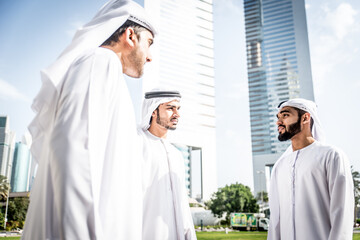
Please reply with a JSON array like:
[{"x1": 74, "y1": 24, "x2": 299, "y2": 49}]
[
  {"x1": 4, "y1": 182, "x2": 10, "y2": 230},
  {"x1": 256, "y1": 170, "x2": 265, "y2": 213}
]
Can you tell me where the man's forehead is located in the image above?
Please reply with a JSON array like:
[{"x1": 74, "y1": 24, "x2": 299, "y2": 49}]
[
  {"x1": 161, "y1": 99, "x2": 180, "y2": 106},
  {"x1": 141, "y1": 29, "x2": 154, "y2": 40},
  {"x1": 277, "y1": 106, "x2": 295, "y2": 114}
]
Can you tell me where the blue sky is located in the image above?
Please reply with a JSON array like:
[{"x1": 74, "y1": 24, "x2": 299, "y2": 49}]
[{"x1": 0, "y1": 0, "x2": 359, "y2": 190}]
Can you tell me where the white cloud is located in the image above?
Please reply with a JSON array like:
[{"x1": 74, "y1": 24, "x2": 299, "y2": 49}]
[
  {"x1": 0, "y1": 78, "x2": 29, "y2": 102},
  {"x1": 308, "y1": 2, "x2": 359, "y2": 92},
  {"x1": 325, "y1": 3, "x2": 357, "y2": 40},
  {"x1": 65, "y1": 21, "x2": 84, "y2": 38},
  {"x1": 356, "y1": 81, "x2": 360, "y2": 88},
  {"x1": 305, "y1": 3, "x2": 311, "y2": 10}
]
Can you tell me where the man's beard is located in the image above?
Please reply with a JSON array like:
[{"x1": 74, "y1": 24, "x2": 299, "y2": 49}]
[
  {"x1": 156, "y1": 113, "x2": 177, "y2": 131},
  {"x1": 278, "y1": 116, "x2": 302, "y2": 141},
  {"x1": 127, "y1": 46, "x2": 145, "y2": 78}
]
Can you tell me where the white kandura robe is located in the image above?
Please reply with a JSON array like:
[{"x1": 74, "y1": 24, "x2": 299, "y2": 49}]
[
  {"x1": 268, "y1": 141, "x2": 354, "y2": 240},
  {"x1": 139, "y1": 130, "x2": 197, "y2": 240},
  {"x1": 22, "y1": 47, "x2": 143, "y2": 240}
]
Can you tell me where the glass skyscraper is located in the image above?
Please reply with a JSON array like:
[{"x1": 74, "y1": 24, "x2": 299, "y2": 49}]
[
  {"x1": 143, "y1": 0, "x2": 217, "y2": 200},
  {"x1": 0, "y1": 116, "x2": 16, "y2": 180},
  {"x1": 244, "y1": 0, "x2": 315, "y2": 194},
  {"x1": 11, "y1": 142, "x2": 32, "y2": 192}
]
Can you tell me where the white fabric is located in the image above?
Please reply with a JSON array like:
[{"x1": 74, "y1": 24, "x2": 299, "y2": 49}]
[
  {"x1": 139, "y1": 88, "x2": 181, "y2": 131},
  {"x1": 23, "y1": 48, "x2": 143, "y2": 239},
  {"x1": 139, "y1": 130, "x2": 197, "y2": 240},
  {"x1": 268, "y1": 141, "x2": 354, "y2": 240}
]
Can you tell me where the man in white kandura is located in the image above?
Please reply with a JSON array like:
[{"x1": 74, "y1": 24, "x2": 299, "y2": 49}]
[
  {"x1": 139, "y1": 89, "x2": 197, "y2": 240},
  {"x1": 268, "y1": 98, "x2": 354, "y2": 240},
  {"x1": 22, "y1": 1, "x2": 156, "y2": 239}
]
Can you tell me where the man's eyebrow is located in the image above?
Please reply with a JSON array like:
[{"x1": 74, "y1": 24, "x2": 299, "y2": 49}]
[
  {"x1": 166, "y1": 104, "x2": 177, "y2": 107},
  {"x1": 279, "y1": 110, "x2": 290, "y2": 114},
  {"x1": 276, "y1": 109, "x2": 290, "y2": 118},
  {"x1": 165, "y1": 104, "x2": 180, "y2": 109}
]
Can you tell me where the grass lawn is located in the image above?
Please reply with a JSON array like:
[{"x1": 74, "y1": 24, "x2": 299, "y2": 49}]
[
  {"x1": 0, "y1": 232, "x2": 359, "y2": 239},
  {"x1": 196, "y1": 231, "x2": 267, "y2": 240},
  {"x1": 196, "y1": 231, "x2": 360, "y2": 240}
]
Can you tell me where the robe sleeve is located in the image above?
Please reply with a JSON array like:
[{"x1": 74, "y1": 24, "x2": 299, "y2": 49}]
[
  {"x1": 49, "y1": 50, "x2": 119, "y2": 239},
  {"x1": 327, "y1": 149, "x2": 354, "y2": 240},
  {"x1": 267, "y1": 165, "x2": 281, "y2": 240},
  {"x1": 49, "y1": 56, "x2": 96, "y2": 239},
  {"x1": 181, "y1": 182, "x2": 197, "y2": 240},
  {"x1": 174, "y1": 149, "x2": 197, "y2": 240}
]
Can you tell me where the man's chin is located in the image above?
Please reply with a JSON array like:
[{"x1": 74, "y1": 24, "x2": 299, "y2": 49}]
[
  {"x1": 278, "y1": 133, "x2": 291, "y2": 141},
  {"x1": 167, "y1": 126, "x2": 177, "y2": 131},
  {"x1": 124, "y1": 69, "x2": 143, "y2": 78}
]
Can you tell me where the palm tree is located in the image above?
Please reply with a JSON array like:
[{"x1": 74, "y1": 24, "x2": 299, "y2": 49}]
[
  {"x1": 0, "y1": 175, "x2": 10, "y2": 201},
  {"x1": 352, "y1": 166, "x2": 360, "y2": 225}
]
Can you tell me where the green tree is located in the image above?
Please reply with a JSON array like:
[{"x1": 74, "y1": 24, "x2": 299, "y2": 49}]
[
  {"x1": 0, "y1": 175, "x2": 10, "y2": 201},
  {"x1": 7, "y1": 197, "x2": 29, "y2": 223},
  {"x1": 205, "y1": 183, "x2": 259, "y2": 224},
  {"x1": 0, "y1": 209, "x2": 4, "y2": 229},
  {"x1": 352, "y1": 166, "x2": 360, "y2": 224}
]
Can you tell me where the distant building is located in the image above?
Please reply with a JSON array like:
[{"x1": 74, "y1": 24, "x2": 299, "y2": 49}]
[
  {"x1": 0, "y1": 115, "x2": 16, "y2": 180},
  {"x1": 10, "y1": 133, "x2": 34, "y2": 192},
  {"x1": 11, "y1": 142, "x2": 31, "y2": 192},
  {"x1": 243, "y1": 0, "x2": 315, "y2": 194},
  {"x1": 143, "y1": 0, "x2": 217, "y2": 200}
]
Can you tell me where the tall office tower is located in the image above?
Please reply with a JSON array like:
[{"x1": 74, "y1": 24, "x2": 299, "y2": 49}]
[
  {"x1": 0, "y1": 116, "x2": 16, "y2": 180},
  {"x1": 11, "y1": 133, "x2": 33, "y2": 192},
  {"x1": 143, "y1": 0, "x2": 217, "y2": 200},
  {"x1": 243, "y1": 0, "x2": 315, "y2": 194},
  {"x1": 11, "y1": 142, "x2": 31, "y2": 192}
]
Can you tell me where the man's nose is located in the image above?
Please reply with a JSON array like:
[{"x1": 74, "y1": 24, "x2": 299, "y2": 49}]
[
  {"x1": 146, "y1": 51, "x2": 153, "y2": 63},
  {"x1": 173, "y1": 110, "x2": 180, "y2": 118}
]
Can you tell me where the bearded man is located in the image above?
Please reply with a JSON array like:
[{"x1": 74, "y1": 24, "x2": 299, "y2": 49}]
[
  {"x1": 267, "y1": 98, "x2": 354, "y2": 240},
  {"x1": 139, "y1": 89, "x2": 197, "y2": 240}
]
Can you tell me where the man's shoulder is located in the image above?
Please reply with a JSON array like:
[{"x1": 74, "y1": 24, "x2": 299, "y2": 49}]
[
  {"x1": 312, "y1": 141, "x2": 347, "y2": 160},
  {"x1": 313, "y1": 141, "x2": 342, "y2": 153},
  {"x1": 70, "y1": 47, "x2": 120, "y2": 69}
]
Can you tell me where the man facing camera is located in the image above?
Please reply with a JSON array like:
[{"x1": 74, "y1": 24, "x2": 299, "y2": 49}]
[{"x1": 139, "y1": 89, "x2": 196, "y2": 240}]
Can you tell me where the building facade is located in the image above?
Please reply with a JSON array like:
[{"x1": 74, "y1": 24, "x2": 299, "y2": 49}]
[
  {"x1": 11, "y1": 142, "x2": 32, "y2": 192},
  {"x1": 143, "y1": 0, "x2": 217, "y2": 200},
  {"x1": 0, "y1": 116, "x2": 16, "y2": 180},
  {"x1": 243, "y1": 0, "x2": 315, "y2": 194}
]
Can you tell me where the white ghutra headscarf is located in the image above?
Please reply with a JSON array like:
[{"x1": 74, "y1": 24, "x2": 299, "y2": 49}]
[
  {"x1": 278, "y1": 98, "x2": 325, "y2": 143},
  {"x1": 140, "y1": 88, "x2": 182, "y2": 131}
]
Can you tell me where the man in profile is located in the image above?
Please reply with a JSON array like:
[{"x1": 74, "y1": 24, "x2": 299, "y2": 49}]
[
  {"x1": 139, "y1": 89, "x2": 197, "y2": 240},
  {"x1": 268, "y1": 98, "x2": 354, "y2": 240},
  {"x1": 22, "y1": 1, "x2": 156, "y2": 239}
]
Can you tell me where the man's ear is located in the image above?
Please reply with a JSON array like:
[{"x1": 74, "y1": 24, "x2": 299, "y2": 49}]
[
  {"x1": 303, "y1": 112, "x2": 311, "y2": 124},
  {"x1": 151, "y1": 110, "x2": 157, "y2": 118},
  {"x1": 120, "y1": 27, "x2": 136, "y2": 48}
]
